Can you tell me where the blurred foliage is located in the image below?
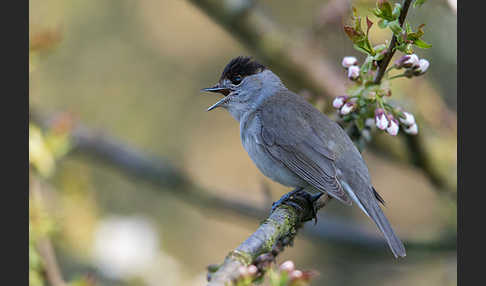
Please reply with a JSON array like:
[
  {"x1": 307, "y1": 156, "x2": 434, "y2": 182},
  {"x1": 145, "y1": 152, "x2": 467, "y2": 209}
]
[{"x1": 29, "y1": 0, "x2": 457, "y2": 285}]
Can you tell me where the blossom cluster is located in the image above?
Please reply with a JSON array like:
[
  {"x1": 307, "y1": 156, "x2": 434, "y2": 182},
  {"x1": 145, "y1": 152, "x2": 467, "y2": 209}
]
[
  {"x1": 334, "y1": 55, "x2": 423, "y2": 136},
  {"x1": 333, "y1": 94, "x2": 419, "y2": 136},
  {"x1": 234, "y1": 260, "x2": 315, "y2": 285}
]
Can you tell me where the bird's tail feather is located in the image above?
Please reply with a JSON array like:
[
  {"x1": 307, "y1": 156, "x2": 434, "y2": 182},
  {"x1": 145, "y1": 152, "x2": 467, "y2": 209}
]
[{"x1": 367, "y1": 200, "x2": 406, "y2": 258}]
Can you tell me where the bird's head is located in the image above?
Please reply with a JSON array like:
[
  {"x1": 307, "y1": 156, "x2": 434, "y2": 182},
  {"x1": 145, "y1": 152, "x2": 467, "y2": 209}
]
[{"x1": 201, "y1": 56, "x2": 283, "y2": 116}]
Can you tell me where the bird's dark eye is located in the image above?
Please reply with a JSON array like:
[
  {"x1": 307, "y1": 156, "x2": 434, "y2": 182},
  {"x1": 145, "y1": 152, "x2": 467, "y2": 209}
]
[{"x1": 232, "y1": 75, "x2": 243, "y2": 85}]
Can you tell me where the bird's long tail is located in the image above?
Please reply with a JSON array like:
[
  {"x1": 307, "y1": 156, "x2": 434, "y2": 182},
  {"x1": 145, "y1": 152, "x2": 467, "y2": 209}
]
[
  {"x1": 366, "y1": 197, "x2": 406, "y2": 258},
  {"x1": 342, "y1": 182, "x2": 406, "y2": 258}
]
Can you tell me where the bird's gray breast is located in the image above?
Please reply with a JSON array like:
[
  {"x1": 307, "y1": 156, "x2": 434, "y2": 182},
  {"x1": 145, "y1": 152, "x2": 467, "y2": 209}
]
[{"x1": 239, "y1": 113, "x2": 305, "y2": 187}]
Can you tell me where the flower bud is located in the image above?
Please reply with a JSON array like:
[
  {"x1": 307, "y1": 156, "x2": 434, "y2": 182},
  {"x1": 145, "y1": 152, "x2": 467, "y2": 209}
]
[
  {"x1": 247, "y1": 265, "x2": 258, "y2": 276},
  {"x1": 340, "y1": 102, "x2": 356, "y2": 115},
  {"x1": 414, "y1": 58, "x2": 430, "y2": 75},
  {"x1": 404, "y1": 123, "x2": 418, "y2": 135},
  {"x1": 238, "y1": 266, "x2": 249, "y2": 277},
  {"x1": 386, "y1": 119, "x2": 399, "y2": 136},
  {"x1": 279, "y1": 260, "x2": 295, "y2": 272},
  {"x1": 347, "y1": 65, "x2": 360, "y2": 80},
  {"x1": 399, "y1": 112, "x2": 415, "y2": 126},
  {"x1": 290, "y1": 270, "x2": 303, "y2": 280},
  {"x1": 396, "y1": 54, "x2": 419, "y2": 69},
  {"x1": 332, "y1": 95, "x2": 348, "y2": 109},
  {"x1": 374, "y1": 108, "x2": 389, "y2": 130},
  {"x1": 395, "y1": 55, "x2": 410, "y2": 69},
  {"x1": 342, "y1": 56, "x2": 358, "y2": 68}
]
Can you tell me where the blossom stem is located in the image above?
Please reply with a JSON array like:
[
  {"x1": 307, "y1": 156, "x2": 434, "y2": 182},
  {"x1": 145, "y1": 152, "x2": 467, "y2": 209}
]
[{"x1": 388, "y1": 73, "x2": 408, "y2": 80}]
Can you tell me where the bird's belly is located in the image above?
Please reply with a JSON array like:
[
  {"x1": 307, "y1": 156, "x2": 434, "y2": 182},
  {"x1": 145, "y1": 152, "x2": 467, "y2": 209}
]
[{"x1": 242, "y1": 134, "x2": 304, "y2": 187}]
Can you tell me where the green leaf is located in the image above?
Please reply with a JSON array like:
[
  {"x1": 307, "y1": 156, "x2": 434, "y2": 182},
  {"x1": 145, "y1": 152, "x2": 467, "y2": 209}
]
[
  {"x1": 353, "y1": 43, "x2": 372, "y2": 55},
  {"x1": 414, "y1": 38, "x2": 432, "y2": 48},
  {"x1": 407, "y1": 24, "x2": 425, "y2": 41},
  {"x1": 377, "y1": 0, "x2": 394, "y2": 20},
  {"x1": 378, "y1": 19, "x2": 389, "y2": 29},
  {"x1": 413, "y1": 0, "x2": 427, "y2": 8},
  {"x1": 373, "y1": 44, "x2": 387, "y2": 53},
  {"x1": 388, "y1": 20, "x2": 403, "y2": 35}
]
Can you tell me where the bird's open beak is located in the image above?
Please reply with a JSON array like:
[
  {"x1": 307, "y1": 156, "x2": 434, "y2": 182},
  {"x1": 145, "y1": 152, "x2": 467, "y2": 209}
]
[
  {"x1": 201, "y1": 85, "x2": 231, "y2": 95},
  {"x1": 201, "y1": 83, "x2": 232, "y2": 111}
]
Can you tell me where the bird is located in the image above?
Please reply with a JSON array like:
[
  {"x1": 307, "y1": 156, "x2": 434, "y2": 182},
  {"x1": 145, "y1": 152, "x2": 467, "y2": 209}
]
[{"x1": 201, "y1": 56, "x2": 406, "y2": 258}]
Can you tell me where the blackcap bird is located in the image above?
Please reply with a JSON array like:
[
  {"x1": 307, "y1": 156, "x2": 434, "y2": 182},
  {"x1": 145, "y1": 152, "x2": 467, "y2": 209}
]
[{"x1": 202, "y1": 56, "x2": 406, "y2": 258}]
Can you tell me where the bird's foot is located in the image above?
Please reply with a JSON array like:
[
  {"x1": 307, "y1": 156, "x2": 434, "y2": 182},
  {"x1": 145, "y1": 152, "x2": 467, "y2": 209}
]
[
  {"x1": 271, "y1": 187, "x2": 303, "y2": 213},
  {"x1": 271, "y1": 188, "x2": 324, "y2": 224}
]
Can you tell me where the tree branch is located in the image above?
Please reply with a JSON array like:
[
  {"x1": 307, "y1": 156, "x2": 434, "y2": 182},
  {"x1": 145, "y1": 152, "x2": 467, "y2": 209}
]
[
  {"x1": 373, "y1": 0, "x2": 413, "y2": 84},
  {"x1": 208, "y1": 193, "x2": 332, "y2": 285}
]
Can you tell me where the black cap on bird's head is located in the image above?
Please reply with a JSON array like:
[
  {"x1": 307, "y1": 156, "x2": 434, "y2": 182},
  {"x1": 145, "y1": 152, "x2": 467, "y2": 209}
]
[
  {"x1": 201, "y1": 56, "x2": 266, "y2": 98},
  {"x1": 219, "y1": 56, "x2": 266, "y2": 85}
]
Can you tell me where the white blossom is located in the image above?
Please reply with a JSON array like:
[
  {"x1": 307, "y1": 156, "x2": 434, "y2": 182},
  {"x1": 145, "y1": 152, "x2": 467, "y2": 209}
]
[
  {"x1": 290, "y1": 270, "x2": 303, "y2": 279},
  {"x1": 404, "y1": 123, "x2": 419, "y2": 135},
  {"x1": 280, "y1": 260, "x2": 295, "y2": 272},
  {"x1": 386, "y1": 119, "x2": 399, "y2": 136},
  {"x1": 398, "y1": 53, "x2": 420, "y2": 68},
  {"x1": 340, "y1": 102, "x2": 356, "y2": 115},
  {"x1": 247, "y1": 265, "x2": 258, "y2": 275},
  {"x1": 238, "y1": 266, "x2": 249, "y2": 277},
  {"x1": 375, "y1": 109, "x2": 389, "y2": 130},
  {"x1": 332, "y1": 96, "x2": 347, "y2": 109},
  {"x1": 399, "y1": 112, "x2": 415, "y2": 126},
  {"x1": 92, "y1": 215, "x2": 159, "y2": 279},
  {"x1": 416, "y1": 58, "x2": 430, "y2": 74},
  {"x1": 342, "y1": 56, "x2": 358, "y2": 68},
  {"x1": 347, "y1": 65, "x2": 360, "y2": 80}
]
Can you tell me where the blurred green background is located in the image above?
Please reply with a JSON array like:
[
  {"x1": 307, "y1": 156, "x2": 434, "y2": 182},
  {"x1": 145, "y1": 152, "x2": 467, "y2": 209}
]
[{"x1": 29, "y1": 0, "x2": 457, "y2": 285}]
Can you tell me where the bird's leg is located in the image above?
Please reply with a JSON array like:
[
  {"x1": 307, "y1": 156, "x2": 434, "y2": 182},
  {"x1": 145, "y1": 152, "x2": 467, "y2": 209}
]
[
  {"x1": 271, "y1": 187, "x2": 304, "y2": 213},
  {"x1": 271, "y1": 188, "x2": 324, "y2": 224}
]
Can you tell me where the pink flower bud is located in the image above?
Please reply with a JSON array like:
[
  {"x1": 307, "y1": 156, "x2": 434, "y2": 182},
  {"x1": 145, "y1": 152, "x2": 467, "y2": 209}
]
[
  {"x1": 332, "y1": 95, "x2": 348, "y2": 109},
  {"x1": 386, "y1": 119, "x2": 399, "y2": 136},
  {"x1": 395, "y1": 55, "x2": 410, "y2": 69},
  {"x1": 342, "y1": 56, "x2": 358, "y2": 68},
  {"x1": 279, "y1": 260, "x2": 295, "y2": 272},
  {"x1": 238, "y1": 266, "x2": 249, "y2": 277},
  {"x1": 399, "y1": 112, "x2": 415, "y2": 126},
  {"x1": 374, "y1": 108, "x2": 389, "y2": 130},
  {"x1": 406, "y1": 54, "x2": 420, "y2": 68},
  {"x1": 397, "y1": 54, "x2": 419, "y2": 68},
  {"x1": 347, "y1": 65, "x2": 360, "y2": 80},
  {"x1": 247, "y1": 265, "x2": 258, "y2": 276},
  {"x1": 290, "y1": 270, "x2": 303, "y2": 280},
  {"x1": 404, "y1": 123, "x2": 418, "y2": 135},
  {"x1": 415, "y1": 58, "x2": 430, "y2": 74},
  {"x1": 340, "y1": 102, "x2": 356, "y2": 115}
]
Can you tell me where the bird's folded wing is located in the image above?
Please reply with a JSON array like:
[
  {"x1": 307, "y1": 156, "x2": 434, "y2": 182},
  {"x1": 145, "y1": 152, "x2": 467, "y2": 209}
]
[{"x1": 257, "y1": 98, "x2": 351, "y2": 205}]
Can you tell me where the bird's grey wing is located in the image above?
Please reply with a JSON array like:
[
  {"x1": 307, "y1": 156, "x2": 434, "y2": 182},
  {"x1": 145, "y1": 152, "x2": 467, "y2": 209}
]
[{"x1": 257, "y1": 95, "x2": 352, "y2": 205}]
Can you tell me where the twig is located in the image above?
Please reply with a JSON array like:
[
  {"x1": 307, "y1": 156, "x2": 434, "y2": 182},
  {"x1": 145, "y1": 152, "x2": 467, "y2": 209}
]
[
  {"x1": 373, "y1": 0, "x2": 413, "y2": 84},
  {"x1": 208, "y1": 192, "x2": 332, "y2": 285},
  {"x1": 30, "y1": 175, "x2": 67, "y2": 286}
]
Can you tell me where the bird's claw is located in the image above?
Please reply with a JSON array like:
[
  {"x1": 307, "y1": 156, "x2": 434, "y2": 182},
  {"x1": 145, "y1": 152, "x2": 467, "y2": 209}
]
[{"x1": 271, "y1": 188, "x2": 324, "y2": 224}]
